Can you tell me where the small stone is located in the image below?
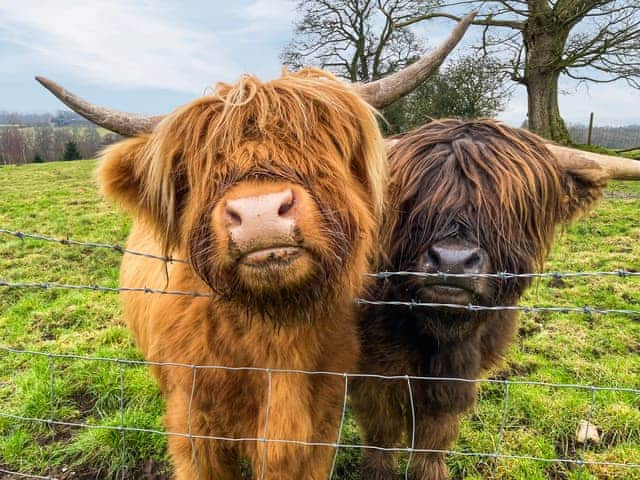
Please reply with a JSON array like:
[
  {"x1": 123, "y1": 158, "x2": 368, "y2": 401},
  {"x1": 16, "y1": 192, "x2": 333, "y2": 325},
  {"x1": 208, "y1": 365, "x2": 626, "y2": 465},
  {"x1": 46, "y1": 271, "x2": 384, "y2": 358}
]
[{"x1": 576, "y1": 420, "x2": 600, "y2": 445}]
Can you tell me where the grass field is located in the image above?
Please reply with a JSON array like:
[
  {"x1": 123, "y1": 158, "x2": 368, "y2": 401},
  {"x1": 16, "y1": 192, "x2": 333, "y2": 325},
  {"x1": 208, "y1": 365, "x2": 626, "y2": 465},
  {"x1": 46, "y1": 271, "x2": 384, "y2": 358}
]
[{"x1": 0, "y1": 160, "x2": 639, "y2": 479}]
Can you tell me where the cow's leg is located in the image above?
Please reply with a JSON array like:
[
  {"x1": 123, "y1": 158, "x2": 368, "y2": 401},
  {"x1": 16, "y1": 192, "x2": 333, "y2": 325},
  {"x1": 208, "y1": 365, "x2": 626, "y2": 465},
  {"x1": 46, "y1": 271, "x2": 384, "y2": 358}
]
[
  {"x1": 406, "y1": 412, "x2": 460, "y2": 480},
  {"x1": 246, "y1": 373, "x2": 317, "y2": 480},
  {"x1": 248, "y1": 374, "x2": 353, "y2": 480},
  {"x1": 169, "y1": 435, "x2": 242, "y2": 480},
  {"x1": 351, "y1": 377, "x2": 405, "y2": 480},
  {"x1": 165, "y1": 394, "x2": 242, "y2": 480}
]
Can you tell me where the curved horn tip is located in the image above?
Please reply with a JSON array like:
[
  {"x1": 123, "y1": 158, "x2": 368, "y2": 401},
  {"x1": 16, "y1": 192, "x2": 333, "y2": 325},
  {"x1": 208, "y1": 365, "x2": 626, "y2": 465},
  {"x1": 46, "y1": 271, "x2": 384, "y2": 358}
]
[
  {"x1": 34, "y1": 75, "x2": 163, "y2": 136},
  {"x1": 35, "y1": 75, "x2": 62, "y2": 92},
  {"x1": 356, "y1": 11, "x2": 477, "y2": 109},
  {"x1": 548, "y1": 143, "x2": 640, "y2": 181}
]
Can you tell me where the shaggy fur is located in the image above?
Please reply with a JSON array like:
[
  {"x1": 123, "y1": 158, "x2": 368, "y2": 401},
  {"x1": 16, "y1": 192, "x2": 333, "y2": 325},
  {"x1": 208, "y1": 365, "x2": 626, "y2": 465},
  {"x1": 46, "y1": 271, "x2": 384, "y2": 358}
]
[
  {"x1": 99, "y1": 68, "x2": 386, "y2": 479},
  {"x1": 351, "y1": 119, "x2": 608, "y2": 479}
]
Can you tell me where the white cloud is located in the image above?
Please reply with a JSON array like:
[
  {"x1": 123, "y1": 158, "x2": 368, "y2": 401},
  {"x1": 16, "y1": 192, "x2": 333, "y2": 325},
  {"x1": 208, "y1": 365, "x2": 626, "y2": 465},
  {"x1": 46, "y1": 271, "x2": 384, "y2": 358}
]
[
  {"x1": 242, "y1": 0, "x2": 295, "y2": 25},
  {"x1": 559, "y1": 80, "x2": 640, "y2": 126},
  {"x1": 0, "y1": 1, "x2": 241, "y2": 92},
  {"x1": 1, "y1": 0, "x2": 638, "y2": 124}
]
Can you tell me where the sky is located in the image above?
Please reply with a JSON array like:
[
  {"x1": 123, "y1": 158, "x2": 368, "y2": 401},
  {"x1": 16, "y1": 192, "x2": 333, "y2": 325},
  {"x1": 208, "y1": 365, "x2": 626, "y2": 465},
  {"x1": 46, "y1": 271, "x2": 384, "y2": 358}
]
[{"x1": 1, "y1": 0, "x2": 639, "y2": 127}]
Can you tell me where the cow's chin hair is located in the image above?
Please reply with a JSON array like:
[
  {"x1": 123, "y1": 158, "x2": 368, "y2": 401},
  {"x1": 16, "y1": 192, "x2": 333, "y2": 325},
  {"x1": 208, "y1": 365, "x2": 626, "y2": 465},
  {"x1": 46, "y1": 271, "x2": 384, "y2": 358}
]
[
  {"x1": 411, "y1": 309, "x2": 486, "y2": 340},
  {"x1": 233, "y1": 251, "x2": 316, "y2": 292},
  {"x1": 408, "y1": 288, "x2": 521, "y2": 340},
  {"x1": 203, "y1": 255, "x2": 343, "y2": 325},
  {"x1": 378, "y1": 279, "x2": 500, "y2": 340}
]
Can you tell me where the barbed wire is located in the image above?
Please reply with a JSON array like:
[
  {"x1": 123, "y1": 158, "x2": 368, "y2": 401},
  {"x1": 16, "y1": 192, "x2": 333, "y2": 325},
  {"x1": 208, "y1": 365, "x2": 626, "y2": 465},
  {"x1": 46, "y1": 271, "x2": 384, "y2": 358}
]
[
  {"x1": 0, "y1": 228, "x2": 186, "y2": 264},
  {"x1": 0, "y1": 280, "x2": 212, "y2": 298},
  {"x1": 367, "y1": 270, "x2": 640, "y2": 279},
  {"x1": 1, "y1": 279, "x2": 639, "y2": 315},
  {"x1": 2, "y1": 227, "x2": 639, "y2": 280},
  {"x1": 355, "y1": 298, "x2": 640, "y2": 315},
  {"x1": 604, "y1": 191, "x2": 640, "y2": 199}
]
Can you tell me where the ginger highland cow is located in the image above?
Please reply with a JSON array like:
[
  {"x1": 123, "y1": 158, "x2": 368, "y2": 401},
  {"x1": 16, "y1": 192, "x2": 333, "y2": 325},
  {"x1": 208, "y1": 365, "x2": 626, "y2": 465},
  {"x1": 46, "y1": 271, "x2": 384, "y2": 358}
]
[
  {"x1": 96, "y1": 69, "x2": 386, "y2": 479},
  {"x1": 351, "y1": 119, "x2": 640, "y2": 479}
]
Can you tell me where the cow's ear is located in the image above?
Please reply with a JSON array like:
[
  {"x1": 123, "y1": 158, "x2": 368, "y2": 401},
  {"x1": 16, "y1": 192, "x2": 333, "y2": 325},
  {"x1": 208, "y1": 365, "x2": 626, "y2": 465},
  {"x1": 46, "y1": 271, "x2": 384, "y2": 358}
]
[
  {"x1": 559, "y1": 157, "x2": 609, "y2": 223},
  {"x1": 98, "y1": 136, "x2": 150, "y2": 213},
  {"x1": 98, "y1": 135, "x2": 185, "y2": 249}
]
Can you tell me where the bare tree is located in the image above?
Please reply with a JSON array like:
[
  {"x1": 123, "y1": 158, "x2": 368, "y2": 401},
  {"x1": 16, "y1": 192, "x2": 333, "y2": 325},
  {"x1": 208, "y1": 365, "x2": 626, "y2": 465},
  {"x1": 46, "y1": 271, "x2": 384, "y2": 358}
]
[
  {"x1": 397, "y1": 0, "x2": 640, "y2": 143},
  {"x1": 78, "y1": 127, "x2": 103, "y2": 158},
  {"x1": 283, "y1": 0, "x2": 510, "y2": 133},
  {"x1": 282, "y1": 0, "x2": 436, "y2": 82},
  {"x1": 33, "y1": 125, "x2": 55, "y2": 161},
  {"x1": 0, "y1": 128, "x2": 26, "y2": 165},
  {"x1": 0, "y1": 125, "x2": 121, "y2": 165}
]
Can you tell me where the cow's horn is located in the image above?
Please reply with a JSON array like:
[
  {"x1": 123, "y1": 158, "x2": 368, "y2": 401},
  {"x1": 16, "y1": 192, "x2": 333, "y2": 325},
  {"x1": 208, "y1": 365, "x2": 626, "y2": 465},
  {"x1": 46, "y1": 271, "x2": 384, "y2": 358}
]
[
  {"x1": 35, "y1": 76, "x2": 164, "y2": 136},
  {"x1": 354, "y1": 11, "x2": 477, "y2": 109},
  {"x1": 547, "y1": 144, "x2": 640, "y2": 180}
]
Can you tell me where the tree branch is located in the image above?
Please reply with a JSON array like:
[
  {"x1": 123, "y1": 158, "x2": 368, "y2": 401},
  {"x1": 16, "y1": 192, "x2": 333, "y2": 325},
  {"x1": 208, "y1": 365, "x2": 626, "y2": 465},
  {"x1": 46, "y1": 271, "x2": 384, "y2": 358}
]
[{"x1": 395, "y1": 11, "x2": 525, "y2": 30}]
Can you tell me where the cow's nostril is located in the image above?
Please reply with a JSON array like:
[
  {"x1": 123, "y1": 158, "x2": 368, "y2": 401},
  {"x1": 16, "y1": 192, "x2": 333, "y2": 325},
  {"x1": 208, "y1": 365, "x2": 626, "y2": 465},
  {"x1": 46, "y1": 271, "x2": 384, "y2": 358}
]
[
  {"x1": 425, "y1": 247, "x2": 441, "y2": 269},
  {"x1": 277, "y1": 190, "x2": 296, "y2": 217},
  {"x1": 224, "y1": 206, "x2": 242, "y2": 227},
  {"x1": 464, "y1": 252, "x2": 481, "y2": 270}
]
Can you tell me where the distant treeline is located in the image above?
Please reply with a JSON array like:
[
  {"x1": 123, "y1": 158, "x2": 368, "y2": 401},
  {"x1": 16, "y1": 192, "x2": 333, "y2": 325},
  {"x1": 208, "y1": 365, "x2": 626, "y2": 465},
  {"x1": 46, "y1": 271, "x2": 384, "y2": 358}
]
[
  {"x1": 0, "y1": 125, "x2": 121, "y2": 165},
  {"x1": 568, "y1": 124, "x2": 640, "y2": 150},
  {"x1": 0, "y1": 110, "x2": 91, "y2": 127}
]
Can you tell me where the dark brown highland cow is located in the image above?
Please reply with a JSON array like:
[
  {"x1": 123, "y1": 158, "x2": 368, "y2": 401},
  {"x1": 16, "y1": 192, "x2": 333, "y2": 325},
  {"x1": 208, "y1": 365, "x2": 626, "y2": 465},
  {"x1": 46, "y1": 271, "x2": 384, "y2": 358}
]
[{"x1": 351, "y1": 119, "x2": 640, "y2": 480}]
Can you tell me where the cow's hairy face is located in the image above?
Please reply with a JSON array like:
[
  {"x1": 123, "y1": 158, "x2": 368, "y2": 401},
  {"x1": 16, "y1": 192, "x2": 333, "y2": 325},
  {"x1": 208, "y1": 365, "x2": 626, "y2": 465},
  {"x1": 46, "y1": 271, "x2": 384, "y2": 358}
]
[
  {"x1": 99, "y1": 69, "x2": 386, "y2": 317},
  {"x1": 381, "y1": 120, "x2": 607, "y2": 332},
  {"x1": 184, "y1": 139, "x2": 378, "y2": 313}
]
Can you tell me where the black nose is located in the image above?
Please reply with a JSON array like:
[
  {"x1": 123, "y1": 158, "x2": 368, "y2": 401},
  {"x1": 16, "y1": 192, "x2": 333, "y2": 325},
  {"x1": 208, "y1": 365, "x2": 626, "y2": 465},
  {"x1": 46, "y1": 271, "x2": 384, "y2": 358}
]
[{"x1": 424, "y1": 240, "x2": 489, "y2": 274}]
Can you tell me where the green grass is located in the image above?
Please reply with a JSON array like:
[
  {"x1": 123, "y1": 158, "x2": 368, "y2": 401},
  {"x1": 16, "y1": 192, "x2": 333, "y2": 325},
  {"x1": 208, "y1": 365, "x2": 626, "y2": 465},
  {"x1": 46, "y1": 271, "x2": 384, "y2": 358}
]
[
  {"x1": 621, "y1": 149, "x2": 640, "y2": 160},
  {"x1": 1, "y1": 160, "x2": 639, "y2": 479}
]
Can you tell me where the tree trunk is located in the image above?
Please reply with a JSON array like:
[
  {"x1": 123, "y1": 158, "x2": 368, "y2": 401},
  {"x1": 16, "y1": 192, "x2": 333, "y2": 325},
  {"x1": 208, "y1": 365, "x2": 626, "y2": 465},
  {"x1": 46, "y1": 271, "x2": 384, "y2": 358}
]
[
  {"x1": 522, "y1": 7, "x2": 571, "y2": 144},
  {"x1": 526, "y1": 70, "x2": 570, "y2": 143}
]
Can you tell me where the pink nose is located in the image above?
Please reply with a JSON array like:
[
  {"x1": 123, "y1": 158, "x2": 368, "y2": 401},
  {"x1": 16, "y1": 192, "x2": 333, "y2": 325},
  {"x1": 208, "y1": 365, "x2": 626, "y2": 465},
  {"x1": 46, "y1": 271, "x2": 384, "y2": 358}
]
[{"x1": 224, "y1": 188, "x2": 298, "y2": 250}]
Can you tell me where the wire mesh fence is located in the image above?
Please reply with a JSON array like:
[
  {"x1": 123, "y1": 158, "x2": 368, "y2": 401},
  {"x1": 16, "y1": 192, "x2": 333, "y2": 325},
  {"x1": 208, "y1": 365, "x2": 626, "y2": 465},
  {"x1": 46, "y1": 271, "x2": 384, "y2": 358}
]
[
  {"x1": 1, "y1": 347, "x2": 640, "y2": 480},
  {"x1": 1, "y1": 227, "x2": 639, "y2": 479}
]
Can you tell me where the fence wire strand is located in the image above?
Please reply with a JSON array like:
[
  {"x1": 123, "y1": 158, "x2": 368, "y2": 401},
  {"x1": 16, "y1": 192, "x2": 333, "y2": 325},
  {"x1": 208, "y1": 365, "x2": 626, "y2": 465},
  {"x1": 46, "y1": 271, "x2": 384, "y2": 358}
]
[
  {"x1": 493, "y1": 381, "x2": 511, "y2": 476},
  {"x1": 404, "y1": 375, "x2": 416, "y2": 480},
  {"x1": 0, "y1": 468, "x2": 52, "y2": 479},
  {"x1": 328, "y1": 374, "x2": 349, "y2": 480},
  {"x1": 3, "y1": 227, "x2": 639, "y2": 280},
  {"x1": 188, "y1": 366, "x2": 200, "y2": 479},
  {"x1": 1, "y1": 279, "x2": 639, "y2": 316},
  {"x1": 119, "y1": 362, "x2": 126, "y2": 480},
  {"x1": 260, "y1": 369, "x2": 273, "y2": 480},
  {"x1": 0, "y1": 228, "x2": 186, "y2": 263},
  {"x1": 1, "y1": 410, "x2": 638, "y2": 469}
]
